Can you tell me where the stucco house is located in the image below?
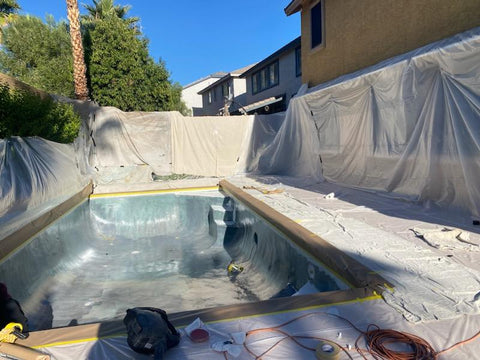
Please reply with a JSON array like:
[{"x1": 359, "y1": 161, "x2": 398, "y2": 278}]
[
  {"x1": 239, "y1": 36, "x2": 302, "y2": 115},
  {"x1": 197, "y1": 65, "x2": 255, "y2": 116},
  {"x1": 285, "y1": 0, "x2": 480, "y2": 87},
  {"x1": 182, "y1": 72, "x2": 226, "y2": 116}
]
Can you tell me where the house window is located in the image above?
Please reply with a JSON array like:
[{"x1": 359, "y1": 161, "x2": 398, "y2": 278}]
[
  {"x1": 295, "y1": 47, "x2": 302, "y2": 77},
  {"x1": 222, "y1": 82, "x2": 230, "y2": 98},
  {"x1": 311, "y1": 1, "x2": 324, "y2": 49},
  {"x1": 208, "y1": 88, "x2": 216, "y2": 104},
  {"x1": 251, "y1": 61, "x2": 279, "y2": 94}
]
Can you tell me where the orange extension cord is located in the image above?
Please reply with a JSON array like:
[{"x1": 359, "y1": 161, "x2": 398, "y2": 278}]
[{"x1": 220, "y1": 312, "x2": 480, "y2": 360}]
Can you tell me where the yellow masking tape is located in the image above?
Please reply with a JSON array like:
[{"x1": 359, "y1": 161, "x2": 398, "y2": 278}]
[{"x1": 90, "y1": 186, "x2": 219, "y2": 198}]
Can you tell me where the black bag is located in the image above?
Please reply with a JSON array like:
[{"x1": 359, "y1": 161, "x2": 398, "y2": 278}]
[{"x1": 123, "y1": 307, "x2": 180, "y2": 360}]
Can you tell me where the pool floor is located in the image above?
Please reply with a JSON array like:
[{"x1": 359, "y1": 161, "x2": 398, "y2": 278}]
[{"x1": 24, "y1": 245, "x2": 259, "y2": 330}]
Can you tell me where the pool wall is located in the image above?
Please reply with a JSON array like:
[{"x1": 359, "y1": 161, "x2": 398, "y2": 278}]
[
  {"x1": 0, "y1": 192, "x2": 227, "y2": 304},
  {"x1": 224, "y1": 200, "x2": 348, "y2": 299},
  {"x1": 219, "y1": 179, "x2": 392, "y2": 292}
]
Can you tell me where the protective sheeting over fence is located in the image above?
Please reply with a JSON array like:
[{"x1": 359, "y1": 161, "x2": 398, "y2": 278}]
[
  {"x1": 0, "y1": 137, "x2": 89, "y2": 239},
  {"x1": 90, "y1": 107, "x2": 176, "y2": 173},
  {"x1": 257, "y1": 27, "x2": 480, "y2": 216},
  {"x1": 171, "y1": 115, "x2": 253, "y2": 176},
  {"x1": 89, "y1": 108, "x2": 286, "y2": 182}
]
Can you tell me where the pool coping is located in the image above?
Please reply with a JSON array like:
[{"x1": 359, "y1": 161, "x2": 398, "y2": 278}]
[
  {"x1": 19, "y1": 287, "x2": 380, "y2": 349},
  {"x1": 0, "y1": 182, "x2": 93, "y2": 261}
]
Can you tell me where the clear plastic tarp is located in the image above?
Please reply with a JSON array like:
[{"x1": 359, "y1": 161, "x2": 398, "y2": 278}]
[
  {"x1": 87, "y1": 108, "x2": 286, "y2": 183},
  {"x1": 255, "y1": 27, "x2": 480, "y2": 216},
  {"x1": 24, "y1": 299, "x2": 480, "y2": 360},
  {"x1": 0, "y1": 137, "x2": 89, "y2": 239}
]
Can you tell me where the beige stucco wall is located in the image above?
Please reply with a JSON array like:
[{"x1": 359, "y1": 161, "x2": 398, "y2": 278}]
[{"x1": 300, "y1": 0, "x2": 480, "y2": 86}]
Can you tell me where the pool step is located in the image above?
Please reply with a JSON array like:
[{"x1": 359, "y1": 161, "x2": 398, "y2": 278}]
[
  {"x1": 210, "y1": 204, "x2": 234, "y2": 222},
  {"x1": 208, "y1": 202, "x2": 237, "y2": 247}
]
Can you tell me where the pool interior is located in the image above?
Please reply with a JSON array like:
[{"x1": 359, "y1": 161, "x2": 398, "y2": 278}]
[{"x1": 0, "y1": 191, "x2": 347, "y2": 331}]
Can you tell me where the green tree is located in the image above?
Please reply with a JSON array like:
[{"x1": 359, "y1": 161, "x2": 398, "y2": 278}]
[
  {"x1": 170, "y1": 82, "x2": 190, "y2": 115},
  {"x1": 0, "y1": 15, "x2": 75, "y2": 97},
  {"x1": 0, "y1": 0, "x2": 188, "y2": 114},
  {"x1": 85, "y1": 15, "x2": 184, "y2": 112},
  {"x1": 0, "y1": 84, "x2": 81, "y2": 143}
]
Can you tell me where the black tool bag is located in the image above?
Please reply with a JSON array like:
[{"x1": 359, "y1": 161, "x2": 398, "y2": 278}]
[{"x1": 123, "y1": 307, "x2": 180, "y2": 360}]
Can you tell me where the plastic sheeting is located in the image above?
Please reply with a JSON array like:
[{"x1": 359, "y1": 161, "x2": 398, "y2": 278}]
[
  {"x1": 0, "y1": 137, "x2": 89, "y2": 239},
  {"x1": 226, "y1": 176, "x2": 480, "y2": 323},
  {"x1": 171, "y1": 115, "x2": 253, "y2": 176},
  {"x1": 28, "y1": 299, "x2": 480, "y2": 359},
  {"x1": 88, "y1": 107, "x2": 286, "y2": 182},
  {"x1": 256, "y1": 27, "x2": 480, "y2": 216},
  {"x1": 88, "y1": 107, "x2": 178, "y2": 183}
]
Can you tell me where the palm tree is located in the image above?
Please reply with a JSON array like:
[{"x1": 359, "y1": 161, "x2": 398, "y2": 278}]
[
  {"x1": 66, "y1": 0, "x2": 89, "y2": 100},
  {"x1": 0, "y1": 0, "x2": 19, "y2": 15},
  {"x1": 82, "y1": 0, "x2": 138, "y2": 26}
]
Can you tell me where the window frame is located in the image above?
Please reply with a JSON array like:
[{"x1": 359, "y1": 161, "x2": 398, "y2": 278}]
[
  {"x1": 251, "y1": 60, "x2": 280, "y2": 95},
  {"x1": 310, "y1": 0, "x2": 325, "y2": 50}
]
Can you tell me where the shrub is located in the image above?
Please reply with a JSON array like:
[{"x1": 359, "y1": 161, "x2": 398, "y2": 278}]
[{"x1": 0, "y1": 84, "x2": 81, "y2": 143}]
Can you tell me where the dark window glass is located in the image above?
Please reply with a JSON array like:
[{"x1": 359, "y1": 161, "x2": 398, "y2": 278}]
[
  {"x1": 311, "y1": 1, "x2": 323, "y2": 48},
  {"x1": 270, "y1": 64, "x2": 276, "y2": 85},
  {"x1": 272, "y1": 62, "x2": 279, "y2": 85},
  {"x1": 251, "y1": 60, "x2": 280, "y2": 94},
  {"x1": 260, "y1": 70, "x2": 266, "y2": 89},
  {"x1": 295, "y1": 47, "x2": 302, "y2": 76},
  {"x1": 222, "y1": 82, "x2": 229, "y2": 97}
]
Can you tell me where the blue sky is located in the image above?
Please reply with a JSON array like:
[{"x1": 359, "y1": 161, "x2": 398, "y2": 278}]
[{"x1": 17, "y1": 0, "x2": 300, "y2": 86}]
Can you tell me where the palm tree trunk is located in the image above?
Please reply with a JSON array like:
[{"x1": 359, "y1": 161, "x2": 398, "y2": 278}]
[{"x1": 66, "y1": 0, "x2": 89, "y2": 100}]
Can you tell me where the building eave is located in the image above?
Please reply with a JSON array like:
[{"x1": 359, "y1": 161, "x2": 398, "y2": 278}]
[
  {"x1": 197, "y1": 73, "x2": 234, "y2": 95},
  {"x1": 183, "y1": 72, "x2": 226, "y2": 89},
  {"x1": 284, "y1": 0, "x2": 302, "y2": 16},
  {"x1": 240, "y1": 36, "x2": 301, "y2": 78},
  {"x1": 198, "y1": 64, "x2": 256, "y2": 95}
]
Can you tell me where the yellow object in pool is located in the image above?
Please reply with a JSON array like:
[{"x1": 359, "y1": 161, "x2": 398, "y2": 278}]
[{"x1": 227, "y1": 262, "x2": 244, "y2": 275}]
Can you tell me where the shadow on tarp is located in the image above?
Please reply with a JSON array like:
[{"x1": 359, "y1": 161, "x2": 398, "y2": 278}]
[{"x1": 249, "y1": 174, "x2": 480, "y2": 236}]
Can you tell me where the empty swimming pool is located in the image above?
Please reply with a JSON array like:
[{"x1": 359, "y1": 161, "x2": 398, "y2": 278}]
[{"x1": 0, "y1": 189, "x2": 347, "y2": 330}]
